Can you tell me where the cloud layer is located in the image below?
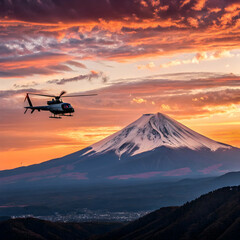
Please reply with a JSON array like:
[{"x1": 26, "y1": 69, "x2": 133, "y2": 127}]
[{"x1": 0, "y1": 0, "x2": 240, "y2": 78}]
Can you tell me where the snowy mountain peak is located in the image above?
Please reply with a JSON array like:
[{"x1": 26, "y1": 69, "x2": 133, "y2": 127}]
[{"x1": 86, "y1": 112, "x2": 230, "y2": 157}]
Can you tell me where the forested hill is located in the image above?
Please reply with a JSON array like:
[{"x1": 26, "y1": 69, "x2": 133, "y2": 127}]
[
  {"x1": 99, "y1": 186, "x2": 240, "y2": 240},
  {"x1": 0, "y1": 218, "x2": 123, "y2": 240}
]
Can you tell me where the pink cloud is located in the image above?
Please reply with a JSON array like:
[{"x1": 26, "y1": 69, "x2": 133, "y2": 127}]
[
  {"x1": 198, "y1": 164, "x2": 223, "y2": 174},
  {"x1": 28, "y1": 175, "x2": 57, "y2": 182},
  {"x1": 66, "y1": 165, "x2": 74, "y2": 170},
  {"x1": 108, "y1": 171, "x2": 163, "y2": 180},
  {"x1": 108, "y1": 168, "x2": 192, "y2": 179},
  {"x1": 0, "y1": 166, "x2": 63, "y2": 183},
  {"x1": 60, "y1": 172, "x2": 88, "y2": 180},
  {"x1": 162, "y1": 167, "x2": 192, "y2": 176}
]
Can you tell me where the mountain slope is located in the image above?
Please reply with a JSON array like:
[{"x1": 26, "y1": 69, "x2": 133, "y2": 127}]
[
  {"x1": 0, "y1": 218, "x2": 123, "y2": 240},
  {"x1": 88, "y1": 113, "x2": 230, "y2": 158},
  {"x1": 0, "y1": 112, "x2": 239, "y2": 184},
  {"x1": 98, "y1": 186, "x2": 240, "y2": 240}
]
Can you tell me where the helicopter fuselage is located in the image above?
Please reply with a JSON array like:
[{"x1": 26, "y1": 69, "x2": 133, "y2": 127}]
[
  {"x1": 49, "y1": 102, "x2": 74, "y2": 114},
  {"x1": 24, "y1": 101, "x2": 74, "y2": 116}
]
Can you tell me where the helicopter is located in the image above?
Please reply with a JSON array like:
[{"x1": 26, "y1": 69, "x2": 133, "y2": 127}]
[{"x1": 24, "y1": 91, "x2": 97, "y2": 119}]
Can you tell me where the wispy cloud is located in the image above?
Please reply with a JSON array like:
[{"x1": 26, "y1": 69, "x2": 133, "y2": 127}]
[
  {"x1": 47, "y1": 70, "x2": 108, "y2": 85},
  {"x1": 157, "y1": 50, "x2": 235, "y2": 69},
  {"x1": 13, "y1": 81, "x2": 39, "y2": 89}
]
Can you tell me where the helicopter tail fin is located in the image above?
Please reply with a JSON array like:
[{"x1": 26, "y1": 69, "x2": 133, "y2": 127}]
[
  {"x1": 24, "y1": 93, "x2": 33, "y2": 107},
  {"x1": 24, "y1": 93, "x2": 33, "y2": 114}
]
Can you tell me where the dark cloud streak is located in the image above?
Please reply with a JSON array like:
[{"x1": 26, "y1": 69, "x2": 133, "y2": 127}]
[
  {"x1": 47, "y1": 70, "x2": 108, "y2": 85},
  {"x1": 0, "y1": 0, "x2": 233, "y2": 23},
  {"x1": 0, "y1": 52, "x2": 87, "y2": 78}
]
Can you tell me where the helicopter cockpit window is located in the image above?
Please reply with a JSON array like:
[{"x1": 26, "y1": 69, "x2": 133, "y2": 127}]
[{"x1": 62, "y1": 103, "x2": 71, "y2": 110}]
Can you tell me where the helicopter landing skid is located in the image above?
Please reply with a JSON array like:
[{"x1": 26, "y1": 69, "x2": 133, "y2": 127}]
[{"x1": 49, "y1": 115, "x2": 62, "y2": 119}]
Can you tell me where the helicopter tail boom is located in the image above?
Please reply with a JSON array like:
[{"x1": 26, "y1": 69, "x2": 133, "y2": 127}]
[{"x1": 24, "y1": 94, "x2": 50, "y2": 114}]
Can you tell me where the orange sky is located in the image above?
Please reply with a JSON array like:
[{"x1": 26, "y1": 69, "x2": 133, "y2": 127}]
[{"x1": 0, "y1": 0, "x2": 240, "y2": 170}]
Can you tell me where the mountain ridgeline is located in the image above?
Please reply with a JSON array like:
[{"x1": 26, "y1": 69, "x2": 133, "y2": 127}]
[
  {"x1": 98, "y1": 186, "x2": 240, "y2": 240},
  {"x1": 0, "y1": 112, "x2": 240, "y2": 185}
]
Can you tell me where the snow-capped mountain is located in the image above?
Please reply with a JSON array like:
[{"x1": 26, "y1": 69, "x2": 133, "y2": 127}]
[
  {"x1": 0, "y1": 113, "x2": 239, "y2": 184},
  {"x1": 87, "y1": 113, "x2": 230, "y2": 158}
]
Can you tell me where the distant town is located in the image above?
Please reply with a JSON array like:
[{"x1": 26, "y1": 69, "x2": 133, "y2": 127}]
[{"x1": 12, "y1": 209, "x2": 150, "y2": 222}]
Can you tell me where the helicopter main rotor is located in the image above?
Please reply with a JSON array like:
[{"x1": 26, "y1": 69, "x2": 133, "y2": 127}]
[{"x1": 27, "y1": 91, "x2": 97, "y2": 102}]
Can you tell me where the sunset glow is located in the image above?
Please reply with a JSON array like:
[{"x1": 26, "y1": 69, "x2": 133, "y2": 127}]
[{"x1": 1, "y1": 0, "x2": 240, "y2": 170}]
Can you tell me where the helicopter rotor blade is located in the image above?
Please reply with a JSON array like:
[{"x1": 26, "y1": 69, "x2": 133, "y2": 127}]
[
  {"x1": 27, "y1": 93, "x2": 57, "y2": 98},
  {"x1": 26, "y1": 92, "x2": 97, "y2": 98},
  {"x1": 58, "y1": 91, "x2": 67, "y2": 98},
  {"x1": 62, "y1": 94, "x2": 98, "y2": 98}
]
